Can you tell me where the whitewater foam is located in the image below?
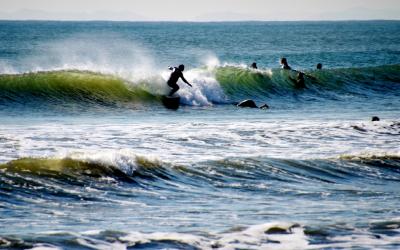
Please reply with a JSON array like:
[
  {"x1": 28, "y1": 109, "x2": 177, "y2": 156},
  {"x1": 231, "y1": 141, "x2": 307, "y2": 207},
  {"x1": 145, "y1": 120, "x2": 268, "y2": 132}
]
[{"x1": 177, "y1": 68, "x2": 229, "y2": 105}]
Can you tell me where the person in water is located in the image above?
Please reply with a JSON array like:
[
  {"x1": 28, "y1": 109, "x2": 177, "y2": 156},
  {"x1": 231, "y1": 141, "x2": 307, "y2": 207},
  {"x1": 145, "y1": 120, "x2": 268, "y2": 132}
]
[
  {"x1": 290, "y1": 72, "x2": 306, "y2": 89},
  {"x1": 281, "y1": 58, "x2": 315, "y2": 84},
  {"x1": 251, "y1": 62, "x2": 258, "y2": 69},
  {"x1": 280, "y1": 57, "x2": 291, "y2": 70},
  {"x1": 167, "y1": 64, "x2": 192, "y2": 96},
  {"x1": 316, "y1": 63, "x2": 323, "y2": 70}
]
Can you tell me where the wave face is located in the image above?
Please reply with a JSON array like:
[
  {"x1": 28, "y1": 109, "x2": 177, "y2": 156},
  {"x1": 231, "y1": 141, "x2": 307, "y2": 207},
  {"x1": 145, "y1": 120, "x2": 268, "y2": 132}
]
[
  {"x1": 0, "y1": 70, "x2": 161, "y2": 109},
  {"x1": 216, "y1": 64, "x2": 400, "y2": 99},
  {"x1": 0, "y1": 64, "x2": 399, "y2": 109},
  {"x1": 2, "y1": 154, "x2": 399, "y2": 191}
]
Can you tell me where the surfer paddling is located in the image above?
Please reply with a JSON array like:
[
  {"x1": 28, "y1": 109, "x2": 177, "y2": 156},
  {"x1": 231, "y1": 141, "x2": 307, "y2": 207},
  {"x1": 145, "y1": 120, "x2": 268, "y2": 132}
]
[
  {"x1": 289, "y1": 72, "x2": 307, "y2": 89},
  {"x1": 167, "y1": 64, "x2": 192, "y2": 96},
  {"x1": 280, "y1": 57, "x2": 317, "y2": 87}
]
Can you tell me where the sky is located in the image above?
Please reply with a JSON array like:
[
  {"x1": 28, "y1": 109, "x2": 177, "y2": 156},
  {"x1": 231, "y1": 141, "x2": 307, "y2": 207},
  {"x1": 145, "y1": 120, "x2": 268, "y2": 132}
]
[{"x1": 0, "y1": 0, "x2": 399, "y2": 21}]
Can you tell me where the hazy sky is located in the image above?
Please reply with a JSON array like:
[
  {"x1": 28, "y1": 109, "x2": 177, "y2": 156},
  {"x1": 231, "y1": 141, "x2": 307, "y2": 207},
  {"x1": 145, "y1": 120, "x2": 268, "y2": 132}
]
[{"x1": 0, "y1": 0, "x2": 399, "y2": 21}]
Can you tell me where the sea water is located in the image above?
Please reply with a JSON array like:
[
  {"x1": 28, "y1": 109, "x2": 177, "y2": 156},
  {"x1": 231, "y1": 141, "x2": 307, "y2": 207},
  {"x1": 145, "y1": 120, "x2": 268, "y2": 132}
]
[{"x1": 0, "y1": 21, "x2": 400, "y2": 249}]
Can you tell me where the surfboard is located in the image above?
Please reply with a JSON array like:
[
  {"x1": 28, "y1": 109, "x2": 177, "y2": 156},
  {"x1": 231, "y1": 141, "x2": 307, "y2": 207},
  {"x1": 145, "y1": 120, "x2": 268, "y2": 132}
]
[
  {"x1": 162, "y1": 95, "x2": 180, "y2": 110},
  {"x1": 237, "y1": 99, "x2": 258, "y2": 108}
]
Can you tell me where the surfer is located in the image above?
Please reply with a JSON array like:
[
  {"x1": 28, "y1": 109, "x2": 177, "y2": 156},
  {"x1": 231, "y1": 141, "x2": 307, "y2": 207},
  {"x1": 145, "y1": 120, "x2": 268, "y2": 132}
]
[
  {"x1": 280, "y1": 58, "x2": 291, "y2": 70},
  {"x1": 167, "y1": 64, "x2": 192, "y2": 96},
  {"x1": 251, "y1": 62, "x2": 258, "y2": 69},
  {"x1": 289, "y1": 72, "x2": 306, "y2": 89},
  {"x1": 316, "y1": 63, "x2": 323, "y2": 70},
  {"x1": 280, "y1": 57, "x2": 316, "y2": 82}
]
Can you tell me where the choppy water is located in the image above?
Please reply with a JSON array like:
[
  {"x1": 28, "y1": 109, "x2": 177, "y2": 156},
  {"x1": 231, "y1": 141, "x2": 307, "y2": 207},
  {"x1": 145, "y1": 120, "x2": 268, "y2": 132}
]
[{"x1": 0, "y1": 21, "x2": 400, "y2": 249}]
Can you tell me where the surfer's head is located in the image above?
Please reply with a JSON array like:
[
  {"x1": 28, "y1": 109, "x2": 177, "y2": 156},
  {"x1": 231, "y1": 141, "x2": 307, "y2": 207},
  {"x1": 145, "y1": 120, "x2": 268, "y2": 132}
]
[
  {"x1": 178, "y1": 64, "x2": 185, "y2": 71},
  {"x1": 316, "y1": 63, "x2": 322, "y2": 70}
]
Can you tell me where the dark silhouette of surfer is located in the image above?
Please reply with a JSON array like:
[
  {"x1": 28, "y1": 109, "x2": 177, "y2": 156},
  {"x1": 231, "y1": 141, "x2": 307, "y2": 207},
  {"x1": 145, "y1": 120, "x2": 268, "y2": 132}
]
[
  {"x1": 280, "y1": 57, "x2": 316, "y2": 87},
  {"x1": 289, "y1": 72, "x2": 306, "y2": 89},
  {"x1": 316, "y1": 63, "x2": 323, "y2": 70},
  {"x1": 167, "y1": 64, "x2": 192, "y2": 96},
  {"x1": 251, "y1": 62, "x2": 258, "y2": 69},
  {"x1": 280, "y1": 58, "x2": 291, "y2": 70}
]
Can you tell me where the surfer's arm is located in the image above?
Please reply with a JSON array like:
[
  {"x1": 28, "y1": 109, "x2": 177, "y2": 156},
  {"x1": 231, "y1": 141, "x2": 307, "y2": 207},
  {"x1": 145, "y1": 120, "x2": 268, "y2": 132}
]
[
  {"x1": 293, "y1": 69, "x2": 317, "y2": 80},
  {"x1": 181, "y1": 75, "x2": 192, "y2": 87}
]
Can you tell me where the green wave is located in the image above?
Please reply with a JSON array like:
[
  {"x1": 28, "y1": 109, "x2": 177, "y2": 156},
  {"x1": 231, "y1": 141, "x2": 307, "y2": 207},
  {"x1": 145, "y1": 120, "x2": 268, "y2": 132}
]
[
  {"x1": 215, "y1": 64, "x2": 400, "y2": 99},
  {"x1": 0, "y1": 70, "x2": 159, "y2": 106},
  {"x1": 0, "y1": 65, "x2": 399, "y2": 108},
  {"x1": 0, "y1": 157, "x2": 131, "y2": 180},
  {"x1": 1, "y1": 154, "x2": 399, "y2": 183},
  {"x1": 0, "y1": 154, "x2": 399, "y2": 203},
  {"x1": 216, "y1": 66, "x2": 294, "y2": 94},
  {"x1": 0, "y1": 156, "x2": 167, "y2": 182}
]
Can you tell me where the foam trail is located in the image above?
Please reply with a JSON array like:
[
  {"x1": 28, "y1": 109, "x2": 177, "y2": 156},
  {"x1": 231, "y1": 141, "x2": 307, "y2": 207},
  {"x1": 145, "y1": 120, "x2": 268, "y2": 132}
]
[{"x1": 176, "y1": 68, "x2": 229, "y2": 105}]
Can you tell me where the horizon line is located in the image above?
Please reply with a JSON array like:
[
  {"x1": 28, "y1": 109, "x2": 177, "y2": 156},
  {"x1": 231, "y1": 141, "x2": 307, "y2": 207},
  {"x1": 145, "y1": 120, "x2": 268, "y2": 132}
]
[{"x1": 0, "y1": 18, "x2": 399, "y2": 22}]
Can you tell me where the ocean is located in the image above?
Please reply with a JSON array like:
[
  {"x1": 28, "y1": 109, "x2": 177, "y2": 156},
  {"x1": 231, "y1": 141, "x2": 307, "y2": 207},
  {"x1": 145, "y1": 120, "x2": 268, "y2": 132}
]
[{"x1": 0, "y1": 20, "x2": 399, "y2": 249}]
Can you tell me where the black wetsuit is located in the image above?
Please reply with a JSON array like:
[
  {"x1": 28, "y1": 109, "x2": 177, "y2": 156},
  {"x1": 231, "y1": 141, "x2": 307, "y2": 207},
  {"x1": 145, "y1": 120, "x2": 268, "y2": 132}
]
[
  {"x1": 295, "y1": 78, "x2": 306, "y2": 88},
  {"x1": 289, "y1": 75, "x2": 306, "y2": 89},
  {"x1": 167, "y1": 67, "x2": 184, "y2": 96}
]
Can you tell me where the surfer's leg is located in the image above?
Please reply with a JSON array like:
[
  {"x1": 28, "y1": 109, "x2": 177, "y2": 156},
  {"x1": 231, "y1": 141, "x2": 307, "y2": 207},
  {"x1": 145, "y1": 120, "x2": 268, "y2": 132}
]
[{"x1": 169, "y1": 83, "x2": 179, "y2": 96}]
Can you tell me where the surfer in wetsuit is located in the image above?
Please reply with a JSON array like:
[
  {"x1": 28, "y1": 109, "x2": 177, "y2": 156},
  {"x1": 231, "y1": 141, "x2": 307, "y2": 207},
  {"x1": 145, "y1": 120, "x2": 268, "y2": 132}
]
[
  {"x1": 167, "y1": 64, "x2": 192, "y2": 96},
  {"x1": 280, "y1": 58, "x2": 291, "y2": 70},
  {"x1": 289, "y1": 72, "x2": 306, "y2": 89},
  {"x1": 280, "y1": 57, "x2": 315, "y2": 85}
]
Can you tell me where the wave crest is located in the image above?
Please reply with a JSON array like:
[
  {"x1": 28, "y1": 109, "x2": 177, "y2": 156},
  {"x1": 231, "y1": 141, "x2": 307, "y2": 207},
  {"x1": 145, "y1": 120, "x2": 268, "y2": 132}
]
[{"x1": 0, "y1": 64, "x2": 399, "y2": 109}]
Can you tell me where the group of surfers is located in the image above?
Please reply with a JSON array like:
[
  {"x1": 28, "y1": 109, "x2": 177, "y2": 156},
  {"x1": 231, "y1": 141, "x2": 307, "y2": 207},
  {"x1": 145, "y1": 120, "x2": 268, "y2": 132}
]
[{"x1": 167, "y1": 58, "x2": 323, "y2": 96}]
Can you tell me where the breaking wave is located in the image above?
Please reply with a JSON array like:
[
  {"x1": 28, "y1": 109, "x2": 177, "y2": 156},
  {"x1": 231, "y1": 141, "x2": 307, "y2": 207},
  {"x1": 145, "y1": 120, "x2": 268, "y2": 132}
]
[
  {"x1": 1, "y1": 153, "x2": 399, "y2": 195},
  {"x1": 0, "y1": 64, "x2": 399, "y2": 109}
]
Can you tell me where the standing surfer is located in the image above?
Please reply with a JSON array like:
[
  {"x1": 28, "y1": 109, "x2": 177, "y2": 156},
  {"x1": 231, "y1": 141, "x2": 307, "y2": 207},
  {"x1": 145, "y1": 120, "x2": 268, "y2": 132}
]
[{"x1": 167, "y1": 64, "x2": 192, "y2": 96}]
